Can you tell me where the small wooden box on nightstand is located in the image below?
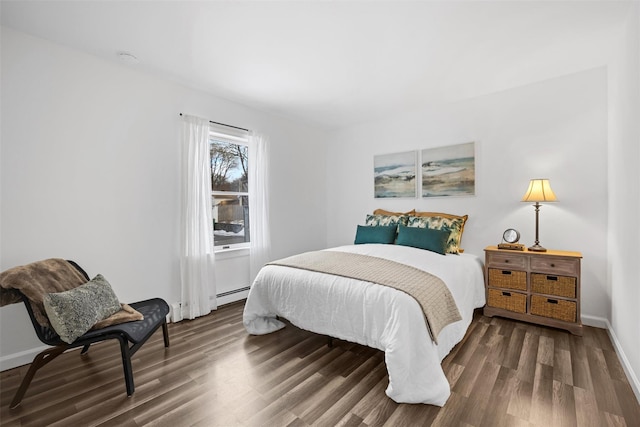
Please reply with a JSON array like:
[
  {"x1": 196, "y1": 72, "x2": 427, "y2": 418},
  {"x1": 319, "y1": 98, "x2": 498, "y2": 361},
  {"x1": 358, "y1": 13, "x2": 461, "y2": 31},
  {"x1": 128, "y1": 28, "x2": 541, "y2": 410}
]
[{"x1": 483, "y1": 245, "x2": 583, "y2": 335}]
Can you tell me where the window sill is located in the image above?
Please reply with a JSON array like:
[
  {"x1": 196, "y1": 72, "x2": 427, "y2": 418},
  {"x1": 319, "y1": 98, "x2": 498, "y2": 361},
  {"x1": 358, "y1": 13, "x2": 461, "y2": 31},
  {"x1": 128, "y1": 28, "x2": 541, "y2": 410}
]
[{"x1": 214, "y1": 246, "x2": 250, "y2": 260}]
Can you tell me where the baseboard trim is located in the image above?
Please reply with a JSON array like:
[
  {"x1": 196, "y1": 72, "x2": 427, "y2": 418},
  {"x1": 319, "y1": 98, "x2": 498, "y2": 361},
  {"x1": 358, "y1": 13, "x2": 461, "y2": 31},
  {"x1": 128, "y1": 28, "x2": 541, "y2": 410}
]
[
  {"x1": 605, "y1": 320, "x2": 640, "y2": 403},
  {"x1": 581, "y1": 314, "x2": 608, "y2": 329},
  {"x1": 582, "y1": 314, "x2": 640, "y2": 403},
  {"x1": 0, "y1": 344, "x2": 48, "y2": 372}
]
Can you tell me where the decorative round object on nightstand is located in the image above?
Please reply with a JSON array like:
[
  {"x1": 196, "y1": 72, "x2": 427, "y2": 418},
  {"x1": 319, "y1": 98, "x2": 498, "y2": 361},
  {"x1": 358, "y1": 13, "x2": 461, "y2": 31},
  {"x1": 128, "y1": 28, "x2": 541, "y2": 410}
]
[
  {"x1": 498, "y1": 229, "x2": 524, "y2": 250},
  {"x1": 502, "y1": 228, "x2": 520, "y2": 244}
]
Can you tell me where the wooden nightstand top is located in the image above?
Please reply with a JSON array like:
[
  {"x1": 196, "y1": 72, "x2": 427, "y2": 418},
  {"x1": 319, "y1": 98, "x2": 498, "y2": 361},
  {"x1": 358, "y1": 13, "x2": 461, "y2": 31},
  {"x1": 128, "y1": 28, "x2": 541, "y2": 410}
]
[{"x1": 485, "y1": 245, "x2": 582, "y2": 259}]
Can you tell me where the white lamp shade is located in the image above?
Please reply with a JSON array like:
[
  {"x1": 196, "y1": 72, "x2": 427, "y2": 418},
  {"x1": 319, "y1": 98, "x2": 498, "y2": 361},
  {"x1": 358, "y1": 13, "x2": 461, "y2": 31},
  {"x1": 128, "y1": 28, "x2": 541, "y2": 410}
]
[{"x1": 521, "y1": 179, "x2": 557, "y2": 202}]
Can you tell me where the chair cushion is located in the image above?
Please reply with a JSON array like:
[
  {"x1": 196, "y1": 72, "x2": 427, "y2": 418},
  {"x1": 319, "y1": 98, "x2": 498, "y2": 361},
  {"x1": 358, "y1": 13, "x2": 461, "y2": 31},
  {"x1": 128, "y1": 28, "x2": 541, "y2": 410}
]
[{"x1": 44, "y1": 274, "x2": 122, "y2": 344}]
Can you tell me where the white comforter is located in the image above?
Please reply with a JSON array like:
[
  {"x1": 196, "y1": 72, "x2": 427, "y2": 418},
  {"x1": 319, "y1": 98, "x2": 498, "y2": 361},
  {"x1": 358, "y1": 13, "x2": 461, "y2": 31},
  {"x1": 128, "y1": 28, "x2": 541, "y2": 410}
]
[{"x1": 243, "y1": 244, "x2": 486, "y2": 406}]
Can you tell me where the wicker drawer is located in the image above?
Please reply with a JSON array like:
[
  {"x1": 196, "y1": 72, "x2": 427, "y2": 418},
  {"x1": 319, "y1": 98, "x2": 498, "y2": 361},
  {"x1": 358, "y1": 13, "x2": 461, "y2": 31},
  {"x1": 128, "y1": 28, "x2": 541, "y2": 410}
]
[
  {"x1": 531, "y1": 273, "x2": 576, "y2": 298},
  {"x1": 487, "y1": 289, "x2": 527, "y2": 314},
  {"x1": 486, "y1": 252, "x2": 527, "y2": 270},
  {"x1": 530, "y1": 257, "x2": 579, "y2": 276},
  {"x1": 530, "y1": 295, "x2": 576, "y2": 323},
  {"x1": 488, "y1": 268, "x2": 526, "y2": 291}
]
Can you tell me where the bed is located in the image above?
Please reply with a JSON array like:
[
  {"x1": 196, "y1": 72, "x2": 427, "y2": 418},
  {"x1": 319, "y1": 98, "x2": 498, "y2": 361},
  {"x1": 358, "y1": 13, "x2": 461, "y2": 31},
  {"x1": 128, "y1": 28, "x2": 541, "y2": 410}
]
[{"x1": 243, "y1": 242, "x2": 486, "y2": 406}]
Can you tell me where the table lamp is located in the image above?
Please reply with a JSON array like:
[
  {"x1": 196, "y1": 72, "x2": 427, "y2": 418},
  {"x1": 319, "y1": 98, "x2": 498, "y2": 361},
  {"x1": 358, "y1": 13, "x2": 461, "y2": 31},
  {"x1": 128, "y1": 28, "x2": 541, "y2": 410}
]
[{"x1": 521, "y1": 179, "x2": 557, "y2": 252}]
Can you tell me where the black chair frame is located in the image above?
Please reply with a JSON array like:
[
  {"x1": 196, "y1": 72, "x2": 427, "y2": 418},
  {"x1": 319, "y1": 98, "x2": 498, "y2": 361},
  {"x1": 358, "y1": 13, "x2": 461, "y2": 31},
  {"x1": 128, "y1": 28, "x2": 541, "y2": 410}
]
[{"x1": 10, "y1": 260, "x2": 170, "y2": 409}]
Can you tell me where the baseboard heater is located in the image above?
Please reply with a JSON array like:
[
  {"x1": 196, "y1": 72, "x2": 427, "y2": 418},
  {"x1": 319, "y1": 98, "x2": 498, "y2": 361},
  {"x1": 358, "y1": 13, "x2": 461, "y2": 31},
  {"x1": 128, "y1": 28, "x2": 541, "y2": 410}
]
[
  {"x1": 172, "y1": 287, "x2": 251, "y2": 322},
  {"x1": 216, "y1": 286, "x2": 251, "y2": 298}
]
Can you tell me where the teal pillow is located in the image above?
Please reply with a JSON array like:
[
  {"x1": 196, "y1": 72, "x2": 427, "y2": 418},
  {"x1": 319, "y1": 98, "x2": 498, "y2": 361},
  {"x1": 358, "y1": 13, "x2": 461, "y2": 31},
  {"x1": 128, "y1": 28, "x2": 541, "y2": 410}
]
[
  {"x1": 396, "y1": 225, "x2": 450, "y2": 255},
  {"x1": 43, "y1": 274, "x2": 122, "y2": 344},
  {"x1": 354, "y1": 225, "x2": 397, "y2": 244},
  {"x1": 406, "y1": 215, "x2": 466, "y2": 254}
]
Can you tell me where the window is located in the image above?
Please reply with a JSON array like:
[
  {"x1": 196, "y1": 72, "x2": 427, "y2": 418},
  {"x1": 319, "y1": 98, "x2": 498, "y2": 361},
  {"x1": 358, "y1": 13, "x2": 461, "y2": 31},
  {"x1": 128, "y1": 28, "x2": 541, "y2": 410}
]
[{"x1": 210, "y1": 125, "x2": 250, "y2": 249}]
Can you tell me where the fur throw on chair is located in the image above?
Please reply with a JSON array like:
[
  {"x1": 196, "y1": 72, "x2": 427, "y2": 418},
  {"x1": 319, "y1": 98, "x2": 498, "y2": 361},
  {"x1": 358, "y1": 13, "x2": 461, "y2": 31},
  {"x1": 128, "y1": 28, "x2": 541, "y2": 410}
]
[
  {"x1": 0, "y1": 258, "x2": 86, "y2": 327},
  {"x1": 1, "y1": 258, "x2": 143, "y2": 331}
]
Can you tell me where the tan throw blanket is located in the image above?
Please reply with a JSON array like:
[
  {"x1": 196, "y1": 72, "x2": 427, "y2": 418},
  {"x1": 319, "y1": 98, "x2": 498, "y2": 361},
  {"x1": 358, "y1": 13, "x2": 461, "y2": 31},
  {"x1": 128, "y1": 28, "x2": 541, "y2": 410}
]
[
  {"x1": 92, "y1": 303, "x2": 144, "y2": 329},
  {"x1": 0, "y1": 258, "x2": 87, "y2": 327},
  {"x1": 1, "y1": 259, "x2": 143, "y2": 330},
  {"x1": 268, "y1": 250, "x2": 462, "y2": 343}
]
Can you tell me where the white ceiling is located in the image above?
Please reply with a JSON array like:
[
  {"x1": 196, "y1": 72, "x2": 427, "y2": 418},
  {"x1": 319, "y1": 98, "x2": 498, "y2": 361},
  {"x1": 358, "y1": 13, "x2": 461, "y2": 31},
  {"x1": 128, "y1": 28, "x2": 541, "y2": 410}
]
[{"x1": 0, "y1": 1, "x2": 632, "y2": 129}]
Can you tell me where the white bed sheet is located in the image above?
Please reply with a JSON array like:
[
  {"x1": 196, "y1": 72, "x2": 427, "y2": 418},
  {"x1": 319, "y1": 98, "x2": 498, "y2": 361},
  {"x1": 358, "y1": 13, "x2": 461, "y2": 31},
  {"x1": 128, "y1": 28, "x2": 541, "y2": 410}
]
[{"x1": 243, "y1": 244, "x2": 486, "y2": 406}]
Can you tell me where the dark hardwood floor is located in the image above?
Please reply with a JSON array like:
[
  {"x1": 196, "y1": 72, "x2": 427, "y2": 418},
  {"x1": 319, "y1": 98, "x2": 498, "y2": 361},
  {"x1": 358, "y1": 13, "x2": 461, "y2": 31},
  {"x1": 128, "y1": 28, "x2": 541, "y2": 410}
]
[{"x1": 1, "y1": 301, "x2": 638, "y2": 426}]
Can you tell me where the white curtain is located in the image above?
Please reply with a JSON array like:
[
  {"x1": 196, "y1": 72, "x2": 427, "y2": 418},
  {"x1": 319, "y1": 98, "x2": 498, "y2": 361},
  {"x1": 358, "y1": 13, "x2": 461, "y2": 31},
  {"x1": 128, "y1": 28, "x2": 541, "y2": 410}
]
[
  {"x1": 249, "y1": 131, "x2": 272, "y2": 283},
  {"x1": 179, "y1": 115, "x2": 215, "y2": 319}
]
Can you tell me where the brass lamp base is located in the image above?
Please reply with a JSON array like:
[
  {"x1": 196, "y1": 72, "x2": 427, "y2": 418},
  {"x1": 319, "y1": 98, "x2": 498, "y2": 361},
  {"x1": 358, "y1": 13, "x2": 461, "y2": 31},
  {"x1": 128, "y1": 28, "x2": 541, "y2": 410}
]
[{"x1": 528, "y1": 201, "x2": 548, "y2": 252}]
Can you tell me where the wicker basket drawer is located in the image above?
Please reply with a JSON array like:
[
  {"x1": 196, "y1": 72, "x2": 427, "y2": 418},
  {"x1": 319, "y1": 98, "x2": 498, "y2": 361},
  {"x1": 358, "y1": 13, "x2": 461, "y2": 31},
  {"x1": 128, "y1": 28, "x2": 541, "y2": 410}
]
[
  {"x1": 488, "y1": 269, "x2": 527, "y2": 291},
  {"x1": 530, "y1": 295, "x2": 576, "y2": 322},
  {"x1": 531, "y1": 273, "x2": 576, "y2": 298},
  {"x1": 487, "y1": 289, "x2": 527, "y2": 313}
]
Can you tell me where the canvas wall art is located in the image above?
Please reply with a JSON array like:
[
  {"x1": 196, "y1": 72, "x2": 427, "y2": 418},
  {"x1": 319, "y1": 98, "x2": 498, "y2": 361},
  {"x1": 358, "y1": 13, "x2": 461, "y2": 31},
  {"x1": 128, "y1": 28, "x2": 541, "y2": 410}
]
[
  {"x1": 421, "y1": 142, "x2": 475, "y2": 197},
  {"x1": 374, "y1": 151, "x2": 417, "y2": 198}
]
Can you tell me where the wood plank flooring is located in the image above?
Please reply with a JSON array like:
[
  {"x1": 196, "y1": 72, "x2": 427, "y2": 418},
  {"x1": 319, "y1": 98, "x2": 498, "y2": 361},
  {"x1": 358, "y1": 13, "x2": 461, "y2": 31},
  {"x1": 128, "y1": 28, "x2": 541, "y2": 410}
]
[{"x1": 1, "y1": 301, "x2": 638, "y2": 426}]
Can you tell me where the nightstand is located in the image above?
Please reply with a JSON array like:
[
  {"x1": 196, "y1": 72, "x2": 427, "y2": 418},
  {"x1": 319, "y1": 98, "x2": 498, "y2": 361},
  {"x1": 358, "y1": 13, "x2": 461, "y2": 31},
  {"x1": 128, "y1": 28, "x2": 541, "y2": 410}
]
[{"x1": 483, "y1": 245, "x2": 583, "y2": 335}]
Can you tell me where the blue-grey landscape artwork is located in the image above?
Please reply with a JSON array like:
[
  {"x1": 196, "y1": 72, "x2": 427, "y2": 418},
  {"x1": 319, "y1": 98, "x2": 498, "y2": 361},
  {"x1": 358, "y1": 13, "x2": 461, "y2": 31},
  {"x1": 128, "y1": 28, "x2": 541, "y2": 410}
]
[
  {"x1": 374, "y1": 151, "x2": 417, "y2": 198},
  {"x1": 422, "y1": 142, "x2": 475, "y2": 197}
]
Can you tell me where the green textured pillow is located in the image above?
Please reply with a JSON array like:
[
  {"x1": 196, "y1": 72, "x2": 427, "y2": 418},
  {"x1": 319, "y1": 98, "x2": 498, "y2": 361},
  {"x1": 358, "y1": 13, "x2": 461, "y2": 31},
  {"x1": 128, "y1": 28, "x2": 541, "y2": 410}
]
[
  {"x1": 396, "y1": 225, "x2": 450, "y2": 255},
  {"x1": 43, "y1": 274, "x2": 122, "y2": 344},
  {"x1": 354, "y1": 225, "x2": 397, "y2": 244},
  {"x1": 406, "y1": 215, "x2": 466, "y2": 254}
]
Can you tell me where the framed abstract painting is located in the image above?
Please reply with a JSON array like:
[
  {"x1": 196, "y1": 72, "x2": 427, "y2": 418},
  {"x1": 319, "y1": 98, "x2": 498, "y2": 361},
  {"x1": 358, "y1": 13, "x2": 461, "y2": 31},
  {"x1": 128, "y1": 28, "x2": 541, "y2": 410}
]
[
  {"x1": 421, "y1": 142, "x2": 475, "y2": 197},
  {"x1": 374, "y1": 151, "x2": 417, "y2": 198}
]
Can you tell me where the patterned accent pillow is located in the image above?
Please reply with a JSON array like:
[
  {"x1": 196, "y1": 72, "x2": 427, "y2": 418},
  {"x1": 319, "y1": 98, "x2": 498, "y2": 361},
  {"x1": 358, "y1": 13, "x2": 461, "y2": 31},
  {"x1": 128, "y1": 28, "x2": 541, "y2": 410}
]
[
  {"x1": 365, "y1": 214, "x2": 409, "y2": 227},
  {"x1": 406, "y1": 215, "x2": 466, "y2": 254},
  {"x1": 43, "y1": 274, "x2": 122, "y2": 343},
  {"x1": 373, "y1": 209, "x2": 416, "y2": 216}
]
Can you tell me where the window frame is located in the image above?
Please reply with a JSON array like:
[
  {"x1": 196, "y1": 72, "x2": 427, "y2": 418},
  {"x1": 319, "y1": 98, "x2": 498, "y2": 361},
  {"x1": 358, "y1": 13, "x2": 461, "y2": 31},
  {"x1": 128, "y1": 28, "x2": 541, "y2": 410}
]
[{"x1": 209, "y1": 127, "x2": 250, "y2": 252}]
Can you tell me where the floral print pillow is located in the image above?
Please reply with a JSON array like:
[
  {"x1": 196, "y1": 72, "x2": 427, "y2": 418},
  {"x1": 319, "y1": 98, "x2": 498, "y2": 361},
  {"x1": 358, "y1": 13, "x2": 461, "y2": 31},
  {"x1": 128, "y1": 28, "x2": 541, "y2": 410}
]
[{"x1": 365, "y1": 214, "x2": 409, "y2": 227}]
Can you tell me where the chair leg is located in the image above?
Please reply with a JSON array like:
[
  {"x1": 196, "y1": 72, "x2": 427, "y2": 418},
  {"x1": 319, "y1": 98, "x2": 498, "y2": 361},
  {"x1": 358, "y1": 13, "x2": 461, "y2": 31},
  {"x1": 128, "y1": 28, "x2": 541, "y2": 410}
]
[
  {"x1": 117, "y1": 337, "x2": 135, "y2": 396},
  {"x1": 10, "y1": 346, "x2": 68, "y2": 409},
  {"x1": 80, "y1": 344, "x2": 91, "y2": 355},
  {"x1": 162, "y1": 321, "x2": 170, "y2": 347}
]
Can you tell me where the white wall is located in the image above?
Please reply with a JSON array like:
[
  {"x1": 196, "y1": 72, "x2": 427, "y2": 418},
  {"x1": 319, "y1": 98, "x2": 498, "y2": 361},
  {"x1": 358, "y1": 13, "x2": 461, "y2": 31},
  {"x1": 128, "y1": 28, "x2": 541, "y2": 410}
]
[
  {"x1": 608, "y1": 2, "x2": 640, "y2": 399},
  {"x1": 326, "y1": 68, "x2": 609, "y2": 320},
  {"x1": 0, "y1": 27, "x2": 328, "y2": 369}
]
